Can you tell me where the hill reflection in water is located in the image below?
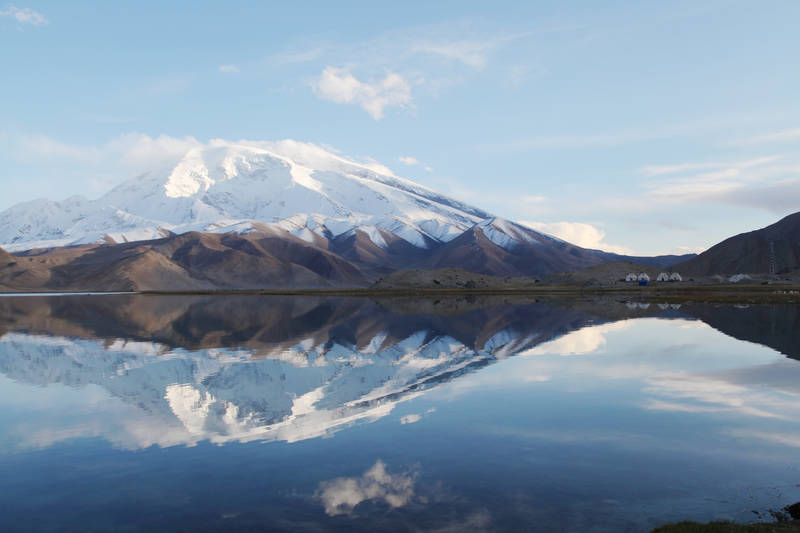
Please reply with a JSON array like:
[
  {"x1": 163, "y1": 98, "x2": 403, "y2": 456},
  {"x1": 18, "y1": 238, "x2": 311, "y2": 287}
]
[{"x1": 1, "y1": 295, "x2": 800, "y2": 531}]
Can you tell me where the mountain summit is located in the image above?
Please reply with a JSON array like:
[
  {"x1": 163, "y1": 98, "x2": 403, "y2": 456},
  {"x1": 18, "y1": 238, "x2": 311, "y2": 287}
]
[{"x1": 0, "y1": 140, "x2": 491, "y2": 252}]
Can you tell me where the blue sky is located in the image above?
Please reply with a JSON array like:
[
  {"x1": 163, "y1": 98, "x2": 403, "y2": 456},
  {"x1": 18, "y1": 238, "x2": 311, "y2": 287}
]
[{"x1": 1, "y1": 0, "x2": 799, "y2": 255}]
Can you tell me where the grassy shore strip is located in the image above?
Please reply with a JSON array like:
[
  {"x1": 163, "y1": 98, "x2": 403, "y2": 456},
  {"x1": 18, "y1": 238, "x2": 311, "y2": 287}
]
[
  {"x1": 0, "y1": 284, "x2": 798, "y2": 303},
  {"x1": 132, "y1": 284, "x2": 800, "y2": 302},
  {"x1": 653, "y1": 520, "x2": 800, "y2": 532}
]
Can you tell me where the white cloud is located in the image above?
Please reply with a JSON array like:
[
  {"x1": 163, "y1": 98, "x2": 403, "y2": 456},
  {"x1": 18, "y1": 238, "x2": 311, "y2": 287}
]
[
  {"x1": 317, "y1": 460, "x2": 416, "y2": 516},
  {"x1": 400, "y1": 414, "x2": 421, "y2": 424},
  {"x1": 521, "y1": 321, "x2": 633, "y2": 357},
  {"x1": 398, "y1": 156, "x2": 419, "y2": 165},
  {"x1": 520, "y1": 220, "x2": 632, "y2": 254},
  {"x1": 313, "y1": 66, "x2": 413, "y2": 120},
  {"x1": 424, "y1": 166, "x2": 433, "y2": 173},
  {"x1": 0, "y1": 5, "x2": 47, "y2": 25},
  {"x1": 218, "y1": 64, "x2": 239, "y2": 73}
]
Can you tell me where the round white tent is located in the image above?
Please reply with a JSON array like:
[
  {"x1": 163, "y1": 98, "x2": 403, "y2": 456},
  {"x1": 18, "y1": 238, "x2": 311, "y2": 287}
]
[
  {"x1": 656, "y1": 272, "x2": 670, "y2": 282},
  {"x1": 670, "y1": 272, "x2": 682, "y2": 282},
  {"x1": 625, "y1": 273, "x2": 638, "y2": 282},
  {"x1": 638, "y1": 273, "x2": 650, "y2": 281}
]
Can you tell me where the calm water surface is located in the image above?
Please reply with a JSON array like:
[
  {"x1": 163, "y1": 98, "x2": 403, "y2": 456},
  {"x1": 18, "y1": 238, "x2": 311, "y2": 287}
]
[{"x1": 0, "y1": 295, "x2": 799, "y2": 532}]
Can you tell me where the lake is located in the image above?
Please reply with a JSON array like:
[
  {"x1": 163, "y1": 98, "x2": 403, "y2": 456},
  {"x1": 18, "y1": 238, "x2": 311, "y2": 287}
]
[{"x1": 0, "y1": 294, "x2": 799, "y2": 532}]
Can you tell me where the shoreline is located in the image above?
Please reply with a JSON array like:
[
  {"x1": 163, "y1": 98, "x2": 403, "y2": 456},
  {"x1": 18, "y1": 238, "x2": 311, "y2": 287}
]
[{"x1": 0, "y1": 284, "x2": 798, "y2": 303}]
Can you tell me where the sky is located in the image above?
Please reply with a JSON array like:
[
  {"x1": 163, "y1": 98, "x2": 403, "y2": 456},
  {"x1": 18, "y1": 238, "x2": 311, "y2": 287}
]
[{"x1": 1, "y1": 0, "x2": 799, "y2": 255}]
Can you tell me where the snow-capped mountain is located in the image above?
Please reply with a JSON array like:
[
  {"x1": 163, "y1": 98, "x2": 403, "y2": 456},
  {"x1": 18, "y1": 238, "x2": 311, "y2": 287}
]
[
  {"x1": 0, "y1": 139, "x2": 696, "y2": 288},
  {"x1": 0, "y1": 140, "x2": 492, "y2": 252}
]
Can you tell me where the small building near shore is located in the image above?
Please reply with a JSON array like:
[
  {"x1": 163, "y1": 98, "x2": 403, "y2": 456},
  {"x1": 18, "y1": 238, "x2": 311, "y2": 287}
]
[{"x1": 638, "y1": 273, "x2": 650, "y2": 286}]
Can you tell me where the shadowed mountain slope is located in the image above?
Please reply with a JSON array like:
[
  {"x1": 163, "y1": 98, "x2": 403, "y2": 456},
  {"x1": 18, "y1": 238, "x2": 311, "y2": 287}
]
[{"x1": 676, "y1": 211, "x2": 800, "y2": 276}]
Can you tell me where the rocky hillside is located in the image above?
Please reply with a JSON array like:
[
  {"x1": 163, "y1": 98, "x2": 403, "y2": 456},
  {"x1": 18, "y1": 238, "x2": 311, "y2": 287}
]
[
  {"x1": 0, "y1": 231, "x2": 366, "y2": 292},
  {"x1": 676, "y1": 211, "x2": 800, "y2": 276}
]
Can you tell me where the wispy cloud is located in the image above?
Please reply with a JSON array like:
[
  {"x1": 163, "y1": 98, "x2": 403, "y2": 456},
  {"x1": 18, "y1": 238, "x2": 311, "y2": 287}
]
[
  {"x1": 412, "y1": 39, "x2": 494, "y2": 69},
  {"x1": 643, "y1": 373, "x2": 799, "y2": 421},
  {"x1": 411, "y1": 30, "x2": 533, "y2": 70},
  {"x1": 478, "y1": 131, "x2": 649, "y2": 152},
  {"x1": 398, "y1": 155, "x2": 419, "y2": 165},
  {"x1": 730, "y1": 430, "x2": 800, "y2": 449},
  {"x1": 14, "y1": 133, "x2": 202, "y2": 192},
  {"x1": 143, "y1": 76, "x2": 190, "y2": 95},
  {"x1": 729, "y1": 127, "x2": 800, "y2": 146},
  {"x1": 0, "y1": 5, "x2": 47, "y2": 25},
  {"x1": 396, "y1": 155, "x2": 433, "y2": 173},
  {"x1": 639, "y1": 156, "x2": 782, "y2": 177},
  {"x1": 264, "y1": 44, "x2": 327, "y2": 66},
  {"x1": 218, "y1": 64, "x2": 239, "y2": 73},
  {"x1": 312, "y1": 67, "x2": 413, "y2": 120},
  {"x1": 477, "y1": 113, "x2": 781, "y2": 153},
  {"x1": 641, "y1": 155, "x2": 800, "y2": 213}
]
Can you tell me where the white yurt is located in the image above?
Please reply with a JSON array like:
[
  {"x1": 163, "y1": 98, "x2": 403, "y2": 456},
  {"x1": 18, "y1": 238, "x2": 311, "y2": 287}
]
[
  {"x1": 638, "y1": 273, "x2": 650, "y2": 281},
  {"x1": 729, "y1": 273, "x2": 751, "y2": 283},
  {"x1": 656, "y1": 272, "x2": 670, "y2": 282},
  {"x1": 670, "y1": 272, "x2": 682, "y2": 282},
  {"x1": 625, "y1": 273, "x2": 638, "y2": 282}
]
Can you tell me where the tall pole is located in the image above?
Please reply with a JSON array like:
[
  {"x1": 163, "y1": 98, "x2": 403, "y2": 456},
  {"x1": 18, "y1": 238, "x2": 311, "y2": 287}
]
[{"x1": 769, "y1": 240, "x2": 776, "y2": 276}]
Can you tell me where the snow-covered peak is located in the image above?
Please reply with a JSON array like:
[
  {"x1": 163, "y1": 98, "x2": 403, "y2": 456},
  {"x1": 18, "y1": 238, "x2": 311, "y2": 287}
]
[{"x1": 0, "y1": 139, "x2": 493, "y2": 251}]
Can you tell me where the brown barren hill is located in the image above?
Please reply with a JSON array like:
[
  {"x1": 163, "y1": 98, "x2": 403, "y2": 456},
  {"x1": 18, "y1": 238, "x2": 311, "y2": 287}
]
[
  {"x1": 0, "y1": 244, "x2": 96, "y2": 291},
  {"x1": 0, "y1": 230, "x2": 368, "y2": 292},
  {"x1": 676, "y1": 211, "x2": 800, "y2": 276}
]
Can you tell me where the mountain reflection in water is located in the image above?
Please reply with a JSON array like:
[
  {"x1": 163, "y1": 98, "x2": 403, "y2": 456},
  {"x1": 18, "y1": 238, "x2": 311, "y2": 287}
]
[
  {"x1": 0, "y1": 294, "x2": 798, "y2": 450},
  {"x1": 1, "y1": 295, "x2": 800, "y2": 532}
]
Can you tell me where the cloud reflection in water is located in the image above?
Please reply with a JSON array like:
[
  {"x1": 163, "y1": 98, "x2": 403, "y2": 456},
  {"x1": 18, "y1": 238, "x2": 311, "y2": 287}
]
[{"x1": 317, "y1": 460, "x2": 417, "y2": 516}]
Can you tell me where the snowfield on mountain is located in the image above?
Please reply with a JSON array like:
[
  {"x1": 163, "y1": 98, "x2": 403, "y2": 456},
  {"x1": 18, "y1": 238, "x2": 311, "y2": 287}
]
[{"x1": 0, "y1": 140, "x2": 492, "y2": 252}]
